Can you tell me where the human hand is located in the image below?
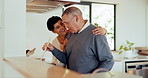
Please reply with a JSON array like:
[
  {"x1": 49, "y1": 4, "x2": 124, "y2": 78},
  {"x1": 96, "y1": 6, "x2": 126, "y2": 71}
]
[
  {"x1": 92, "y1": 26, "x2": 107, "y2": 35},
  {"x1": 42, "y1": 42, "x2": 54, "y2": 51},
  {"x1": 26, "y1": 48, "x2": 36, "y2": 57},
  {"x1": 91, "y1": 68, "x2": 113, "y2": 77},
  {"x1": 42, "y1": 42, "x2": 48, "y2": 50},
  {"x1": 92, "y1": 68, "x2": 109, "y2": 74}
]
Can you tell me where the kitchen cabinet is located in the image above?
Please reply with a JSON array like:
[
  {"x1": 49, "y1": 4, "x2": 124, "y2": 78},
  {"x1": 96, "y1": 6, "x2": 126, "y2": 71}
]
[
  {"x1": 111, "y1": 58, "x2": 148, "y2": 73},
  {"x1": 128, "y1": 68, "x2": 148, "y2": 78},
  {"x1": 26, "y1": 0, "x2": 80, "y2": 13},
  {"x1": 111, "y1": 61, "x2": 123, "y2": 72}
]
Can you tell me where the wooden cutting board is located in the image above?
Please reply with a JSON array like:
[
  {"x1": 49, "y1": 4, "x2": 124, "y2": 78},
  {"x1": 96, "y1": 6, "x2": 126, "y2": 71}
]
[
  {"x1": 138, "y1": 52, "x2": 148, "y2": 55},
  {"x1": 135, "y1": 47, "x2": 148, "y2": 50}
]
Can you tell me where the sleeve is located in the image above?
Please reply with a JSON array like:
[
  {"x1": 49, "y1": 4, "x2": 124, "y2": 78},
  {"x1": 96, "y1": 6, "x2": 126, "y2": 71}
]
[
  {"x1": 93, "y1": 35, "x2": 114, "y2": 70},
  {"x1": 51, "y1": 48, "x2": 67, "y2": 64}
]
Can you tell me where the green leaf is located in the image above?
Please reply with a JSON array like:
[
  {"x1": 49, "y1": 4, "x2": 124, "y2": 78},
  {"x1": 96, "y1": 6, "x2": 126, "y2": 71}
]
[
  {"x1": 130, "y1": 43, "x2": 134, "y2": 46},
  {"x1": 94, "y1": 23, "x2": 99, "y2": 27},
  {"x1": 119, "y1": 51, "x2": 123, "y2": 54},
  {"x1": 119, "y1": 40, "x2": 135, "y2": 53},
  {"x1": 124, "y1": 47, "x2": 128, "y2": 51},
  {"x1": 119, "y1": 45, "x2": 123, "y2": 50},
  {"x1": 126, "y1": 40, "x2": 130, "y2": 44}
]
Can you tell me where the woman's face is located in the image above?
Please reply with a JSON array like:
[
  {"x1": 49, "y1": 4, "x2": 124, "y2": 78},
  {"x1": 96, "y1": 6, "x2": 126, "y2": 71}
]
[{"x1": 53, "y1": 20, "x2": 67, "y2": 35}]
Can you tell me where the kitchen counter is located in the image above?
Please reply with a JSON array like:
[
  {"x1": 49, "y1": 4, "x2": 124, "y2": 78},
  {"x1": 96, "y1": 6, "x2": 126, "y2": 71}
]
[
  {"x1": 1, "y1": 57, "x2": 142, "y2": 78},
  {"x1": 3, "y1": 57, "x2": 82, "y2": 78},
  {"x1": 0, "y1": 59, "x2": 24, "y2": 78},
  {"x1": 128, "y1": 69, "x2": 148, "y2": 78},
  {"x1": 111, "y1": 57, "x2": 148, "y2": 73},
  {"x1": 114, "y1": 57, "x2": 148, "y2": 62}
]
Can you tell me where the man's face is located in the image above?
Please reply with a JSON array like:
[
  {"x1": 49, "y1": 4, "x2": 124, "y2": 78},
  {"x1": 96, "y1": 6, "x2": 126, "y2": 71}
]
[
  {"x1": 62, "y1": 14, "x2": 77, "y2": 33},
  {"x1": 53, "y1": 20, "x2": 67, "y2": 35}
]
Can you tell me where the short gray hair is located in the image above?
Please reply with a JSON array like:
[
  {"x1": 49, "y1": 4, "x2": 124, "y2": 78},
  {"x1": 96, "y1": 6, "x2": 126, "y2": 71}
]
[{"x1": 62, "y1": 7, "x2": 82, "y2": 16}]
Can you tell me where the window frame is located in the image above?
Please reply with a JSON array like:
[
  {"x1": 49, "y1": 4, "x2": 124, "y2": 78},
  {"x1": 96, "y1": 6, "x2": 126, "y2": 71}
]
[{"x1": 64, "y1": 2, "x2": 116, "y2": 50}]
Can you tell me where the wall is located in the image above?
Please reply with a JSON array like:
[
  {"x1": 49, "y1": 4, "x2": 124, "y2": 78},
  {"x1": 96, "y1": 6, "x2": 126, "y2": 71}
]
[
  {"x1": 2, "y1": 0, "x2": 26, "y2": 57},
  {"x1": 82, "y1": 0, "x2": 147, "y2": 49},
  {"x1": 0, "y1": 0, "x2": 3, "y2": 59},
  {"x1": 116, "y1": 0, "x2": 146, "y2": 49},
  {"x1": 0, "y1": 23, "x2": 4, "y2": 59},
  {"x1": 26, "y1": 8, "x2": 62, "y2": 57},
  {"x1": 147, "y1": 0, "x2": 148, "y2": 46},
  {"x1": 26, "y1": 0, "x2": 147, "y2": 58}
]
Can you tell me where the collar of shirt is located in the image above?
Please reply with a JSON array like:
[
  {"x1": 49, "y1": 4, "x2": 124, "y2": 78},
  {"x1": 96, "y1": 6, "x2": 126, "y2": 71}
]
[{"x1": 78, "y1": 20, "x2": 90, "y2": 33}]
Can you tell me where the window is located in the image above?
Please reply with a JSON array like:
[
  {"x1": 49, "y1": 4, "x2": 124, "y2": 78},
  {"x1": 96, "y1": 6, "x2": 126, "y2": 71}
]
[
  {"x1": 64, "y1": 2, "x2": 116, "y2": 50},
  {"x1": 91, "y1": 3, "x2": 115, "y2": 50}
]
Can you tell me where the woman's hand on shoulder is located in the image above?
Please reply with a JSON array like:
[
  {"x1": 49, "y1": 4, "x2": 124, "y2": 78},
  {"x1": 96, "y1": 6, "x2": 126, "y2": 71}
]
[{"x1": 92, "y1": 26, "x2": 107, "y2": 35}]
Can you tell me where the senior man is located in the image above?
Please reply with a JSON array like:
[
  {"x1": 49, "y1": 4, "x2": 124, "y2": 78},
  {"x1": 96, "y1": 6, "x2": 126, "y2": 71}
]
[{"x1": 44, "y1": 7, "x2": 114, "y2": 74}]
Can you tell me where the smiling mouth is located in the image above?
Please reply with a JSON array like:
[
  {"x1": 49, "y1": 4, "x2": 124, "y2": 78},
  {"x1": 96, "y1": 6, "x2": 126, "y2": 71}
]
[{"x1": 61, "y1": 28, "x2": 66, "y2": 32}]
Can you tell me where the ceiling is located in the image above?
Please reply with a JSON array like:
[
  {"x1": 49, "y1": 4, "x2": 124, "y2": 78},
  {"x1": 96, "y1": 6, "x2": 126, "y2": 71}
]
[{"x1": 26, "y1": 0, "x2": 80, "y2": 13}]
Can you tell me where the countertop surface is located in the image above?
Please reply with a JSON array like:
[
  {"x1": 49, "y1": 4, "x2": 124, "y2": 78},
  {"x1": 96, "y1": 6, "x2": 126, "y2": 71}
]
[
  {"x1": 0, "y1": 59, "x2": 24, "y2": 78},
  {"x1": 3, "y1": 57, "x2": 82, "y2": 78},
  {"x1": 1, "y1": 56, "x2": 142, "y2": 78},
  {"x1": 128, "y1": 69, "x2": 148, "y2": 78},
  {"x1": 114, "y1": 56, "x2": 148, "y2": 62}
]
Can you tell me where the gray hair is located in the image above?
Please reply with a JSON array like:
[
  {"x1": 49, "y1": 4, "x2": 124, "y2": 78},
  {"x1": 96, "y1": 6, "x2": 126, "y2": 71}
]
[{"x1": 62, "y1": 7, "x2": 82, "y2": 16}]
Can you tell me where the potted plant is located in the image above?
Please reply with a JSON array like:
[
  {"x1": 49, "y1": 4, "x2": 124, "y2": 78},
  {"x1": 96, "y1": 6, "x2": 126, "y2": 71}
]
[{"x1": 119, "y1": 40, "x2": 134, "y2": 58}]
